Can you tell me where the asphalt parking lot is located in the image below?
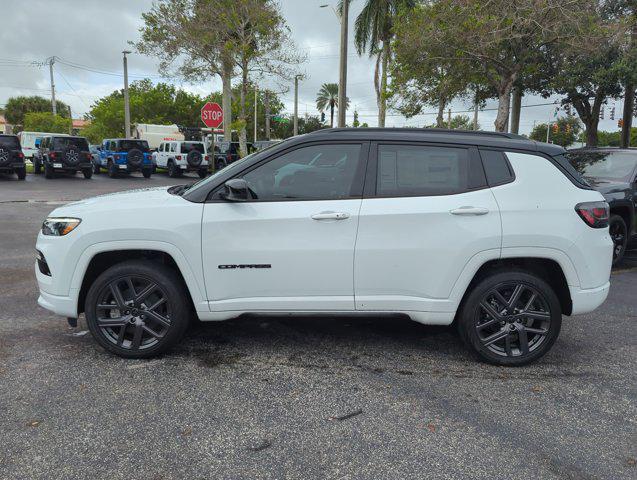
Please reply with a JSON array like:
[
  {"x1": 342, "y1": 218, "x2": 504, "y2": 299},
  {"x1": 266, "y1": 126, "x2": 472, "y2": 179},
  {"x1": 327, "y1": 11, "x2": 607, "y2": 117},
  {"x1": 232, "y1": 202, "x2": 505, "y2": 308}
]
[{"x1": 1, "y1": 173, "x2": 636, "y2": 480}]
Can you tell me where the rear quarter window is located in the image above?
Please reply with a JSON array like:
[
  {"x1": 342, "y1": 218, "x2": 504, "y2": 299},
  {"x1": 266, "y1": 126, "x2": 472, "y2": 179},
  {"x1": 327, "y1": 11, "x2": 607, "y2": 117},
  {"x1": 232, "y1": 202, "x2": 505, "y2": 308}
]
[{"x1": 480, "y1": 150, "x2": 514, "y2": 186}]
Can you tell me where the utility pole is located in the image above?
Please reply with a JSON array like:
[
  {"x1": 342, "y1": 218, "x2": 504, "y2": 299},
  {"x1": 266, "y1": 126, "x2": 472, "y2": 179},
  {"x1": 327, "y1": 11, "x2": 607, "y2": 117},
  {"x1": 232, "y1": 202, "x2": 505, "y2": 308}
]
[
  {"x1": 264, "y1": 91, "x2": 271, "y2": 140},
  {"x1": 293, "y1": 75, "x2": 300, "y2": 136},
  {"x1": 510, "y1": 87, "x2": 522, "y2": 135},
  {"x1": 447, "y1": 108, "x2": 452, "y2": 129},
  {"x1": 473, "y1": 93, "x2": 479, "y2": 131},
  {"x1": 49, "y1": 57, "x2": 57, "y2": 115},
  {"x1": 621, "y1": 14, "x2": 637, "y2": 148},
  {"x1": 254, "y1": 85, "x2": 258, "y2": 144},
  {"x1": 122, "y1": 50, "x2": 132, "y2": 139},
  {"x1": 337, "y1": 0, "x2": 349, "y2": 128}
]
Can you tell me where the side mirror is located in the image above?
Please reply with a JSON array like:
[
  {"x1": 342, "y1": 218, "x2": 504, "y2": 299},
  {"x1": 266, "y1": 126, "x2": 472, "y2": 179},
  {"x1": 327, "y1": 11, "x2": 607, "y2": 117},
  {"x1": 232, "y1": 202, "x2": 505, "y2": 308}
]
[{"x1": 222, "y1": 178, "x2": 251, "y2": 202}]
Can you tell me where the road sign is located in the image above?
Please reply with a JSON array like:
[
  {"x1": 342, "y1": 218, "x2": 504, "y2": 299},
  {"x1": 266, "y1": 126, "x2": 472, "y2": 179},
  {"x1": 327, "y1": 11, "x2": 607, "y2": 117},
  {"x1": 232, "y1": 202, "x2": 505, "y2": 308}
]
[{"x1": 201, "y1": 102, "x2": 223, "y2": 128}]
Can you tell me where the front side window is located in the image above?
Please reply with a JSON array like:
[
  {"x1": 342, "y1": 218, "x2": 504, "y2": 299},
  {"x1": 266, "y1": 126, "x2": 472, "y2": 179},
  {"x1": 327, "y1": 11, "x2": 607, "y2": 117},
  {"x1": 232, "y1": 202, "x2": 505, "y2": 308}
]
[
  {"x1": 241, "y1": 143, "x2": 363, "y2": 201},
  {"x1": 376, "y1": 144, "x2": 483, "y2": 196}
]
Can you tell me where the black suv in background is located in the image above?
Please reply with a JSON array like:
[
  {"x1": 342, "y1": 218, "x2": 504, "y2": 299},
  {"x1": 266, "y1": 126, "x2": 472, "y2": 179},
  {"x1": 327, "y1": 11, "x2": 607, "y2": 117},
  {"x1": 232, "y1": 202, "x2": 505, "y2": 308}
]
[
  {"x1": 567, "y1": 148, "x2": 637, "y2": 265},
  {"x1": 34, "y1": 135, "x2": 93, "y2": 179},
  {"x1": 0, "y1": 134, "x2": 26, "y2": 180},
  {"x1": 213, "y1": 141, "x2": 254, "y2": 170}
]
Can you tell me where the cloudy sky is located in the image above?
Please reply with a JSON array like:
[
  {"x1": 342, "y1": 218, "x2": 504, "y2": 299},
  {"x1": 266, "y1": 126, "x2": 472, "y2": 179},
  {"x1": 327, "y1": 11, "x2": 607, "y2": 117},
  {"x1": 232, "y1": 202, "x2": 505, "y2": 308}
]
[{"x1": 0, "y1": 0, "x2": 627, "y2": 136}]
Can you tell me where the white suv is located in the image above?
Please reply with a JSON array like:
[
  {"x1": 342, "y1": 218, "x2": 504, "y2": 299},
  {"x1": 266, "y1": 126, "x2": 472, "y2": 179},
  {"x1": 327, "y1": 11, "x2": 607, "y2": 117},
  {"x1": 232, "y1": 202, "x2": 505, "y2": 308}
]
[
  {"x1": 35, "y1": 129, "x2": 613, "y2": 365},
  {"x1": 152, "y1": 140, "x2": 210, "y2": 178}
]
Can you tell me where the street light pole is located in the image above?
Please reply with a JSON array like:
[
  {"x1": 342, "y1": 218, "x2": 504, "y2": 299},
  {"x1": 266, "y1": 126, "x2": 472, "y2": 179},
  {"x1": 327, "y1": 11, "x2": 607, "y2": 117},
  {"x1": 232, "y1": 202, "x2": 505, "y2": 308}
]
[
  {"x1": 294, "y1": 75, "x2": 300, "y2": 136},
  {"x1": 337, "y1": 0, "x2": 349, "y2": 128},
  {"x1": 49, "y1": 57, "x2": 57, "y2": 115},
  {"x1": 122, "y1": 50, "x2": 132, "y2": 139}
]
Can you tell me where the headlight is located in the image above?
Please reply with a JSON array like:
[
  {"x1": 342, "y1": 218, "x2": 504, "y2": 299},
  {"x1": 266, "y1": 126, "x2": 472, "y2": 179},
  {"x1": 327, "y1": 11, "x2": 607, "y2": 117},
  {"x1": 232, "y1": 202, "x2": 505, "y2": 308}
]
[{"x1": 41, "y1": 217, "x2": 81, "y2": 236}]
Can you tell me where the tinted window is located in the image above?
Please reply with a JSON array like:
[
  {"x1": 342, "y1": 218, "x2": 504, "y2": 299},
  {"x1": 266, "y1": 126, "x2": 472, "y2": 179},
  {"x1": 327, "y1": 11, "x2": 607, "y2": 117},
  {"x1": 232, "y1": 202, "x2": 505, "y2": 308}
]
[
  {"x1": 242, "y1": 144, "x2": 362, "y2": 201},
  {"x1": 118, "y1": 140, "x2": 150, "y2": 152},
  {"x1": 376, "y1": 145, "x2": 482, "y2": 196},
  {"x1": 52, "y1": 137, "x2": 89, "y2": 150},
  {"x1": 0, "y1": 136, "x2": 20, "y2": 149},
  {"x1": 181, "y1": 142, "x2": 205, "y2": 154},
  {"x1": 481, "y1": 150, "x2": 514, "y2": 185},
  {"x1": 566, "y1": 151, "x2": 637, "y2": 182}
]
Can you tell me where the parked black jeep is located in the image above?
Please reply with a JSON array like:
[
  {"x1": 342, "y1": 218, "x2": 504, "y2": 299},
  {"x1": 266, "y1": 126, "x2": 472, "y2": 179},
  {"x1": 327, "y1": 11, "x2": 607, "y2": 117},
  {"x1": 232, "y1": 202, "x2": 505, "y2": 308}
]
[
  {"x1": 567, "y1": 148, "x2": 637, "y2": 265},
  {"x1": 34, "y1": 135, "x2": 93, "y2": 179},
  {"x1": 0, "y1": 134, "x2": 26, "y2": 180}
]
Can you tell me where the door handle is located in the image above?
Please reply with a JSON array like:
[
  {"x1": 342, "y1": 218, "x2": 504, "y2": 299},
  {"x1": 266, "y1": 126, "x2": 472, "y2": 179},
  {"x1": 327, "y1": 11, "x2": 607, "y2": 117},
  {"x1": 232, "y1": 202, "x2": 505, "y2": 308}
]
[
  {"x1": 311, "y1": 211, "x2": 350, "y2": 221},
  {"x1": 450, "y1": 206, "x2": 489, "y2": 216}
]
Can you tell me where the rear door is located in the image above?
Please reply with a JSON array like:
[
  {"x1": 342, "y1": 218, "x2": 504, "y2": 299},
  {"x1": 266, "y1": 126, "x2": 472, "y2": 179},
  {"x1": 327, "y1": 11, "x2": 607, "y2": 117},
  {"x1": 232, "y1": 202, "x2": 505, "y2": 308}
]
[{"x1": 354, "y1": 142, "x2": 501, "y2": 314}]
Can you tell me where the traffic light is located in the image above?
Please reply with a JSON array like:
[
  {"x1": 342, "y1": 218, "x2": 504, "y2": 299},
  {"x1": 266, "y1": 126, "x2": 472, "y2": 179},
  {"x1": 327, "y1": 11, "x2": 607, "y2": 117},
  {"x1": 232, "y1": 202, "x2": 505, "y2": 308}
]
[
  {"x1": 565, "y1": 104, "x2": 572, "y2": 116},
  {"x1": 599, "y1": 107, "x2": 604, "y2": 120},
  {"x1": 553, "y1": 123, "x2": 559, "y2": 134},
  {"x1": 610, "y1": 106, "x2": 615, "y2": 121},
  {"x1": 321, "y1": 112, "x2": 326, "y2": 123},
  {"x1": 618, "y1": 118, "x2": 624, "y2": 129}
]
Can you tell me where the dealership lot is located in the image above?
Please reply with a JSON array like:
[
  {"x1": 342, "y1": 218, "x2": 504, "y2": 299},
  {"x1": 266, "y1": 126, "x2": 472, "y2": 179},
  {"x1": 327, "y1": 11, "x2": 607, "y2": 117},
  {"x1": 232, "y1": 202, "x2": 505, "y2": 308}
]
[{"x1": 1, "y1": 175, "x2": 636, "y2": 479}]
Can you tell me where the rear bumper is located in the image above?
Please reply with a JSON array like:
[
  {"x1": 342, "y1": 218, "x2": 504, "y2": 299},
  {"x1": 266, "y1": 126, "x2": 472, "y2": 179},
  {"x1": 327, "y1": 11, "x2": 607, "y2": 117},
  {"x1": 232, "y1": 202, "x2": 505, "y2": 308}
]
[
  {"x1": 569, "y1": 281, "x2": 610, "y2": 315},
  {"x1": 0, "y1": 162, "x2": 25, "y2": 171}
]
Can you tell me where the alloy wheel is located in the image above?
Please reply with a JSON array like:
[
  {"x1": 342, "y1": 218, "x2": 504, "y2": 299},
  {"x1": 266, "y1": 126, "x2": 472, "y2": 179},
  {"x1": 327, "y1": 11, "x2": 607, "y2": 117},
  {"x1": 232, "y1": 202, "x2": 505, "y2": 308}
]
[
  {"x1": 95, "y1": 275, "x2": 172, "y2": 351},
  {"x1": 474, "y1": 282, "x2": 551, "y2": 358}
]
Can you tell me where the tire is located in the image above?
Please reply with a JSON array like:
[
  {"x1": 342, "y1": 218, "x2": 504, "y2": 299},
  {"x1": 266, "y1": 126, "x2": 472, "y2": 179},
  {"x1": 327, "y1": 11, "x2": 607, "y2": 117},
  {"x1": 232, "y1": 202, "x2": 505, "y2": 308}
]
[
  {"x1": 82, "y1": 168, "x2": 93, "y2": 179},
  {"x1": 34, "y1": 159, "x2": 41, "y2": 174},
  {"x1": 142, "y1": 168, "x2": 152, "y2": 178},
  {"x1": 457, "y1": 270, "x2": 562, "y2": 366},
  {"x1": 44, "y1": 162, "x2": 54, "y2": 179},
  {"x1": 16, "y1": 166, "x2": 26, "y2": 180},
  {"x1": 85, "y1": 260, "x2": 190, "y2": 359},
  {"x1": 198, "y1": 168, "x2": 208, "y2": 179},
  {"x1": 93, "y1": 162, "x2": 101, "y2": 174},
  {"x1": 167, "y1": 160, "x2": 181, "y2": 178},
  {"x1": 609, "y1": 214, "x2": 628, "y2": 266},
  {"x1": 108, "y1": 161, "x2": 118, "y2": 179}
]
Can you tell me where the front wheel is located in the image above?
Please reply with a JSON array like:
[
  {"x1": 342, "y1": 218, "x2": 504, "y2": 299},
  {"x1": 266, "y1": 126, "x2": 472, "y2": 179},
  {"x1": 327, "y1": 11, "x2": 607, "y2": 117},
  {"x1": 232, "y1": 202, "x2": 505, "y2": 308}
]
[
  {"x1": 85, "y1": 260, "x2": 190, "y2": 358},
  {"x1": 142, "y1": 168, "x2": 152, "y2": 178},
  {"x1": 198, "y1": 168, "x2": 208, "y2": 179},
  {"x1": 108, "y1": 161, "x2": 118, "y2": 178},
  {"x1": 609, "y1": 214, "x2": 628, "y2": 266},
  {"x1": 167, "y1": 161, "x2": 181, "y2": 178},
  {"x1": 16, "y1": 166, "x2": 26, "y2": 180},
  {"x1": 93, "y1": 162, "x2": 101, "y2": 174},
  {"x1": 457, "y1": 270, "x2": 562, "y2": 366}
]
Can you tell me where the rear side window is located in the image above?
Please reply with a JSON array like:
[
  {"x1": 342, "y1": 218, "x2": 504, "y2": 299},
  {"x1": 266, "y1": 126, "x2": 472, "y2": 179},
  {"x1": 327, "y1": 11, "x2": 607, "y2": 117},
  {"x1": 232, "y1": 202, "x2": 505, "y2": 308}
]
[
  {"x1": 480, "y1": 150, "x2": 514, "y2": 186},
  {"x1": 0, "y1": 136, "x2": 20, "y2": 149},
  {"x1": 53, "y1": 137, "x2": 89, "y2": 151},
  {"x1": 181, "y1": 142, "x2": 205, "y2": 154},
  {"x1": 376, "y1": 144, "x2": 485, "y2": 197}
]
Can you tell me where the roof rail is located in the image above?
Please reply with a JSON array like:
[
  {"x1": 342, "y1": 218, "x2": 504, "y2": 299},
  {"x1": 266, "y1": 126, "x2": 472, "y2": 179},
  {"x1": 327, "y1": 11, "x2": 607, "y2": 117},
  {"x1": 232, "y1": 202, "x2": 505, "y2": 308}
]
[{"x1": 308, "y1": 127, "x2": 526, "y2": 140}]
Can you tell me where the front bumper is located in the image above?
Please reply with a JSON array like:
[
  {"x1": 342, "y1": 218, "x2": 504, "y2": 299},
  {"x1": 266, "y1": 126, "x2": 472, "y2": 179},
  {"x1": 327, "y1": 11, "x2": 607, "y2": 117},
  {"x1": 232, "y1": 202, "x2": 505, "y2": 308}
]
[
  {"x1": 37, "y1": 287, "x2": 78, "y2": 318},
  {"x1": 569, "y1": 281, "x2": 610, "y2": 315}
]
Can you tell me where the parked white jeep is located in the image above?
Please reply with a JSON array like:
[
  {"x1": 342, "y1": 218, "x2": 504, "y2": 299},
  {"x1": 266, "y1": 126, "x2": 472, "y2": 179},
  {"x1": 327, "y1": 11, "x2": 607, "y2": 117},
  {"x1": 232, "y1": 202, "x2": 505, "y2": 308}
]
[{"x1": 152, "y1": 141, "x2": 209, "y2": 178}]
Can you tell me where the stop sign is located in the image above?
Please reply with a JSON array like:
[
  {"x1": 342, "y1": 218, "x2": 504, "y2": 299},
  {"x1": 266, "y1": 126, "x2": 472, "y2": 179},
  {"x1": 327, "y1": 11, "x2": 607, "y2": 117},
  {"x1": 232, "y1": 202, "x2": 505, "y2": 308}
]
[{"x1": 201, "y1": 102, "x2": 223, "y2": 128}]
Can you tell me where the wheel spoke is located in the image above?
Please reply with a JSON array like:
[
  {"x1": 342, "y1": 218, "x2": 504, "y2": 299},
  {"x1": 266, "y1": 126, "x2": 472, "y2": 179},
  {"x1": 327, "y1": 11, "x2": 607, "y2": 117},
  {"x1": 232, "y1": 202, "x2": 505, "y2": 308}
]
[
  {"x1": 517, "y1": 326, "x2": 529, "y2": 355},
  {"x1": 482, "y1": 328, "x2": 508, "y2": 346},
  {"x1": 135, "y1": 282, "x2": 158, "y2": 304},
  {"x1": 109, "y1": 282, "x2": 127, "y2": 308},
  {"x1": 117, "y1": 324, "x2": 128, "y2": 345},
  {"x1": 144, "y1": 309, "x2": 171, "y2": 328},
  {"x1": 131, "y1": 324, "x2": 143, "y2": 349},
  {"x1": 523, "y1": 293, "x2": 537, "y2": 312},
  {"x1": 508, "y1": 284, "x2": 525, "y2": 308},
  {"x1": 492, "y1": 290, "x2": 509, "y2": 308},
  {"x1": 525, "y1": 327, "x2": 549, "y2": 335},
  {"x1": 525, "y1": 311, "x2": 550, "y2": 321},
  {"x1": 504, "y1": 333, "x2": 513, "y2": 356},
  {"x1": 125, "y1": 278, "x2": 136, "y2": 297},
  {"x1": 476, "y1": 317, "x2": 500, "y2": 330},
  {"x1": 143, "y1": 324, "x2": 164, "y2": 339},
  {"x1": 480, "y1": 302, "x2": 502, "y2": 321},
  {"x1": 147, "y1": 297, "x2": 166, "y2": 311},
  {"x1": 97, "y1": 316, "x2": 128, "y2": 327}
]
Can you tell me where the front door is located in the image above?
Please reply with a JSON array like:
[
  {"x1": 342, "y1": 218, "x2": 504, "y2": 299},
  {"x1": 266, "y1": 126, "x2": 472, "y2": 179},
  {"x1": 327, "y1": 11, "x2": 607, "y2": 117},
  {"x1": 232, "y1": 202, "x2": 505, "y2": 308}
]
[
  {"x1": 354, "y1": 142, "x2": 501, "y2": 314},
  {"x1": 201, "y1": 142, "x2": 368, "y2": 312}
]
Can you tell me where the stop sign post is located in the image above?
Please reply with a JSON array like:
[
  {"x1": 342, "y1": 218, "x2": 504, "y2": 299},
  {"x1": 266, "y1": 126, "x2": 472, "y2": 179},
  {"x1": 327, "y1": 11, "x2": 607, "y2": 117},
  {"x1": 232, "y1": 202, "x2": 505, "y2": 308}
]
[{"x1": 201, "y1": 102, "x2": 223, "y2": 129}]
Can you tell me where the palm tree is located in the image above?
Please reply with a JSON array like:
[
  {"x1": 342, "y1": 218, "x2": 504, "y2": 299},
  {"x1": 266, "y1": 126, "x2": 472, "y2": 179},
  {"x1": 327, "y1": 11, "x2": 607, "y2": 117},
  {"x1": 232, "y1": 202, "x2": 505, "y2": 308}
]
[
  {"x1": 341, "y1": 0, "x2": 416, "y2": 127},
  {"x1": 316, "y1": 83, "x2": 350, "y2": 128}
]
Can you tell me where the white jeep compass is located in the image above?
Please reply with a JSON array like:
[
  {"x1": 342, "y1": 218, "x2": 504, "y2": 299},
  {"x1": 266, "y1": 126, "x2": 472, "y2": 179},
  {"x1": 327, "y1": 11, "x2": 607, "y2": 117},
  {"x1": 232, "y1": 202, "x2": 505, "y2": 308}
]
[{"x1": 35, "y1": 129, "x2": 613, "y2": 365}]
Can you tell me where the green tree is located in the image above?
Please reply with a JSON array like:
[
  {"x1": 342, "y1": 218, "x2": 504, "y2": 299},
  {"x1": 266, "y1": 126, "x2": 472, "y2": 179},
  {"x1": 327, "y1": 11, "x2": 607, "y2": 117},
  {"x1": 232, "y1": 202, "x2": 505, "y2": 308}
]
[
  {"x1": 529, "y1": 116, "x2": 582, "y2": 147},
  {"x1": 342, "y1": 0, "x2": 416, "y2": 127},
  {"x1": 270, "y1": 115, "x2": 326, "y2": 139},
  {"x1": 449, "y1": 115, "x2": 478, "y2": 131},
  {"x1": 316, "y1": 83, "x2": 349, "y2": 128},
  {"x1": 396, "y1": 0, "x2": 594, "y2": 132},
  {"x1": 23, "y1": 112, "x2": 72, "y2": 134},
  {"x1": 5, "y1": 96, "x2": 70, "y2": 130}
]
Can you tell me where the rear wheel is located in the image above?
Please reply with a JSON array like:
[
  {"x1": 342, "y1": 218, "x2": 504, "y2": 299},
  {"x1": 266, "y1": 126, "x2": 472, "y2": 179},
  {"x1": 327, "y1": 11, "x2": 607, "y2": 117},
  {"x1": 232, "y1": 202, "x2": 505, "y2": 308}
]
[
  {"x1": 44, "y1": 162, "x2": 54, "y2": 179},
  {"x1": 108, "y1": 161, "x2": 118, "y2": 178},
  {"x1": 33, "y1": 159, "x2": 41, "y2": 174},
  {"x1": 609, "y1": 214, "x2": 627, "y2": 266},
  {"x1": 16, "y1": 166, "x2": 26, "y2": 180},
  {"x1": 167, "y1": 160, "x2": 181, "y2": 178},
  {"x1": 457, "y1": 270, "x2": 562, "y2": 366},
  {"x1": 82, "y1": 168, "x2": 93, "y2": 179},
  {"x1": 85, "y1": 260, "x2": 190, "y2": 358},
  {"x1": 142, "y1": 168, "x2": 152, "y2": 178}
]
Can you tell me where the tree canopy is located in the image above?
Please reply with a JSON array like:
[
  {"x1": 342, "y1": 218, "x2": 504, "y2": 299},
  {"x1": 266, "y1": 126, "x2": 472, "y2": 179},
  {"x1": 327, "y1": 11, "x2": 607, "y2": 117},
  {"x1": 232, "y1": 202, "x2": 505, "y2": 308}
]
[{"x1": 5, "y1": 96, "x2": 70, "y2": 130}]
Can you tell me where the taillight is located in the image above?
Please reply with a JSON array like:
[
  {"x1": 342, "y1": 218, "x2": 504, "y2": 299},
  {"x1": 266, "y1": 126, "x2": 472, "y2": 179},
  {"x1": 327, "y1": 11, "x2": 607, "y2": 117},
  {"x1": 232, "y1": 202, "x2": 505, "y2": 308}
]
[
  {"x1": 17, "y1": 152, "x2": 24, "y2": 158},
  {"x1": 227, "y1": 153, "x2": 232, "y2": 160},
  {"x1": 575, "y1": 201, "x2": 609, "y2": 228},
  {"x1": 85, "y1": 152, "x2": 91, "y2": 159},
  {"x1": 204, "y1": 155, "x2": 209, "y2": 161},
  {"x1": 49, "y1": 152, "x2": 56, "y2": 159},
  {"x1": 176, "y1": 155, "x2": 182, "y2": 160}
]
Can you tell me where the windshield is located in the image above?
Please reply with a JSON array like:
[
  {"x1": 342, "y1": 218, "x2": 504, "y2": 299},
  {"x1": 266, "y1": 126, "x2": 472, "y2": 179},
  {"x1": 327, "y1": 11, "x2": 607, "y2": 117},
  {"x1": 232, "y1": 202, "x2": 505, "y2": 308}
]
[
  {"x1": 181, "y1": 142, "x2": 205, "y2": 154},
  {"x1": 119, "y1": 140, "x2": 150, "y2": 152},
  {"x1": 0, "y1": 136, "x2": 20, "y2": 149},
  {"x1": 566, "y1": 151, "x2": 637, "y2": 182},
  {"x1": 53, "y1": 137, "x2": 89, "y2": 150}
]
